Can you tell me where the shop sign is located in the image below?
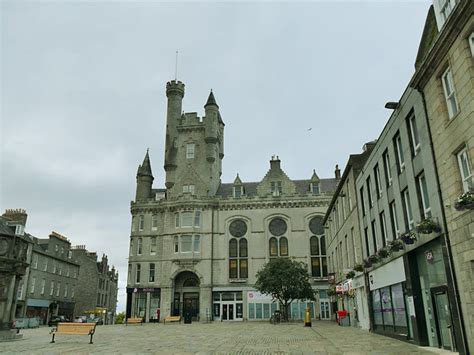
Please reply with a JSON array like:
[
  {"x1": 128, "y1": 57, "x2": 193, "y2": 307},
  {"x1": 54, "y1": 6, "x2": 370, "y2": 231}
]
[
  {"x1": 247, "y1": 291, "x2": 273, "y2": 302},
  {"x1": 335, "y1": 285, "x2": 344, "y2": 293},
  {"x1": 368, "y1": 256, "x2": 405, "y2": 291}
]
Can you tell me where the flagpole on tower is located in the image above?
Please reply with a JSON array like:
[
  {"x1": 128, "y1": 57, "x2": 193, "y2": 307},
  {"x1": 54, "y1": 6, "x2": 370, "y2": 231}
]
[{"x1": 175, "y1": 50, "x2": 178, "y2": 81}]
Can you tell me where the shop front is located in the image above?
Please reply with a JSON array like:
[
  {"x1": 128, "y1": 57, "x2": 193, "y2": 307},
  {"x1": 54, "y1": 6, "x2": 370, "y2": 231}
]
[
  {"x1": 25, "y1": 299, "x2": 50, "y2": 325},
  {"x1": 128, "y1": 287, "x2": 161, "y2": 322},
  {"x1": 368, "y1": 256, "x2": 409, "y2": 339},
  {"x1": 212, "y1": 291, "x2": 243, "y2": 321},
  {"x1": 58, "y1": 301, "x2": 75, "y2": 320}
]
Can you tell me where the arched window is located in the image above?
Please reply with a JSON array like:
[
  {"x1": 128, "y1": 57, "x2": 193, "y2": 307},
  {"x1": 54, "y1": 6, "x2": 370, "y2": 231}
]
[
  {"x1": 309, "y1": 216, "x2": 328, "y2": 278},
  {"x1": 279, "y1": 237, "x2": 288, "y2": 256},
  {"x1": 268, "y1": 217, "x2": 289, "y2": 257},
  {"x1": 228, "y1": 219, "x2": 249, "y2": 279},
  {"x1": 269, "y1": 237, "x2": 278, "y2": 256}
]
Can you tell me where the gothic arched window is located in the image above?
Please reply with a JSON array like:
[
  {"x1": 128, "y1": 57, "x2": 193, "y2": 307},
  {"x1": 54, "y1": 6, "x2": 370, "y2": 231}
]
[
  {"x1": 309, "y1": 216, "x2": 327, "y2": 278},
  {"x1": 228, "y1": 219, "x2": 248, "y2": 279},
  {"x1": 269, "y1": 217, "x2": 289, "y2": 257}
]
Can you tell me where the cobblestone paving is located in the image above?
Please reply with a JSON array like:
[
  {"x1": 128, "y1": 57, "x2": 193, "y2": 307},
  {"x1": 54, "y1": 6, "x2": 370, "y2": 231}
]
[{"x1": 0, "y1": 321, "x2": 451, "y2": 354}]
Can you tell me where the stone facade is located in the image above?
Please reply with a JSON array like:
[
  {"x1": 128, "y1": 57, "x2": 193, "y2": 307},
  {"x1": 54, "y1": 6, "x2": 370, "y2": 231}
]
[
  {"x1": 20, "y1": 232, "x2": 80, "y2": 324},
  {"x1": 411, "y1": 1, "x2": 473, "y2": 353},
  {"x1": 323, "y1": 143, "x2": 375, "y2": 331},
  {"x1": 127, "y1": 81, "x2": 339, "y2": 323},
  {"x1": 72, "y1": 246, "x2": 118, "y2": 324}
]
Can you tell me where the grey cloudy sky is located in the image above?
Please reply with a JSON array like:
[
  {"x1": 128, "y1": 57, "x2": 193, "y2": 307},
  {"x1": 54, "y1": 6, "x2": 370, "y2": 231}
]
[{"x1": 1, "y1": 0, "x2": 430, "y2": 312}]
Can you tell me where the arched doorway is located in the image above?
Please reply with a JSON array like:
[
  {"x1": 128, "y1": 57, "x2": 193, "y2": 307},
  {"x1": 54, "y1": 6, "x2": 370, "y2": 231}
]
[{"x1": 173, "y1": 271, "x2": 200, "y2": 320}]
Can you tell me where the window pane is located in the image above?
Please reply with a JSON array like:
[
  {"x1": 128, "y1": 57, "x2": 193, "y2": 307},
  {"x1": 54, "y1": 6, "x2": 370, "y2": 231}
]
[
  {"x1": 174, "y1": 236, "x2": 179, "y2": 253},
  {"x1": 229, "y1": 239, "x2": 238, "y2": 257},
  {"x1": 229, "y1": 259, "x2": 238, "y2": 279},
  {"x1": 181, "y1": 235, "x2": 192, "y2": 252},
  {"x1": 239, "y1": 239, "x2": 248, "y2": 257},
  {"x1": 279, "y1": 237, "x2": 288, "y2": 256},
  {"x1": 181, "y1": 212, "x2": 193, "y2": 227},
  {"x1": 193, "y1": 235, "x2": 200, "y2": 253},
  {"x1": 239, "y1": 259, "x2": 248, "y2": 279},
  {"x1": 322, "y1": 257, "x2": 328, "y2": 276},
  {"x1": 175, "y1": 213, "x2": 179, "y2": 227},
  {"x1": 310, "y1": 236, "x2": 319, "y2": 255},
  {"x1": 391, "y1": 283, "x2": 407, "y2": 327},
  {"x1": 269, "y1": 237, "x2": 278, "y2": 256},
  {"x1": 311, "y1": 257, "x2": 321, "y2": 277},
  {"x1": 320, "y1": 236, "x2": 326, "y2": 255},
  {"x1": 249, "y1": 303, "x2": 255, "y2": 319},
  {"x1": 194, "y1": 211, "x2": 201, "y2": 227}
]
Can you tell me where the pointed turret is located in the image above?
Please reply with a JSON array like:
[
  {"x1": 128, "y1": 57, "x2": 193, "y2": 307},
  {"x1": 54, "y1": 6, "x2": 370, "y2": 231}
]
[
  {"x1": 204, "y1": 90, "x2": 219, "y2": 108},
  {"x1": 310, "y1": 169, "x2": 320, "y2": 182},
  {"x1": 135, "y1": 149, "x2": 154, "y2": 202},
  {"x1": 233, "y1": 173, "x2": 242, "y2": 185}
]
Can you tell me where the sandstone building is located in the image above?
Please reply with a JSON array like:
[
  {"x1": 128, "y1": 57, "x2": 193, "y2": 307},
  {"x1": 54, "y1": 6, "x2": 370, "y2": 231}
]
[{"x1": 126, "y1": 81, "x2": 339, "y2": 322}]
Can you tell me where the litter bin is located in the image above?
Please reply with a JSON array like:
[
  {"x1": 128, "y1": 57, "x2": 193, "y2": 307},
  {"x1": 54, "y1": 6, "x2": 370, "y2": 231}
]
[{"x1": 184, "y1": 312, "x2": 192, "y2": 324}]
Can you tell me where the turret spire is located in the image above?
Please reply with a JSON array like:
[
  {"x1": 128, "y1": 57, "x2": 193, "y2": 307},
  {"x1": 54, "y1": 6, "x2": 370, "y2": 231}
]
[
  {"x1": 204, "y1": 90, "x2": 218, "y2": 108},
  {"x1": 137, "y1": 149, "x2": 153, "y2": 178}
]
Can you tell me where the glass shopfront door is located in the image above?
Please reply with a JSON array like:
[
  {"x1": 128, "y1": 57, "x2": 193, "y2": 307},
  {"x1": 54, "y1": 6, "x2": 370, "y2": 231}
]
[
  {"x1": 320, "y1": 301, "x2": 330, "y2": 319},
  {"x1": 431, "y1": 287, "x2": 454, "y2": 351},
  {"x1": 222, "y1": 303, "x2": 234, "y2": 320},
  {"x1": 183, "y1": 292, "x2": 199, "y2": 320}
]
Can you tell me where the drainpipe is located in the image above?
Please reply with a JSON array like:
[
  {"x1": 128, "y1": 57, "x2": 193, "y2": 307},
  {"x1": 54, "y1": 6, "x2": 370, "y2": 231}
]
[{"x1": 417, "y1": 87, "x2": 468, "y2": 355}]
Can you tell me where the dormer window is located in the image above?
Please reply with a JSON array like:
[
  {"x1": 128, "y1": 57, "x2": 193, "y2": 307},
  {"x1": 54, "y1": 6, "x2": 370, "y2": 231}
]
[
  {"x1": 271, "y1": 181, "x2": 282, "y2": 196},
  {"x1": 15, "y1": 225, "x2": 25, "y2": 236},
  {"x1": 310, "y1": 182, "x2": 320, "y2": 195},
  {"x1": 233, "y1": 186, "x2": 243, "y2": 198},
  {"x1": 183, "y1": 185, "x2": 195, "y2": 194}
]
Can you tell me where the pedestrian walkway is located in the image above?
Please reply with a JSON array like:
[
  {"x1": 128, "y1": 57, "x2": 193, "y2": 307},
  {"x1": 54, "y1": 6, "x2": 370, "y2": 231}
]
[{"x1": 0, "y1": 321, "x2": 455, "y2": 354}]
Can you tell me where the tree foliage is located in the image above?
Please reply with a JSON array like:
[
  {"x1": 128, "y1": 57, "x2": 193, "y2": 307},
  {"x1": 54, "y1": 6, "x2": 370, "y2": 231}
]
[
  {"x1": 115, "y1": 312, "x2": 125, "y2": 324},
  {"x1": 255, "y1": 258, "x2": 315, "y2": 320}
]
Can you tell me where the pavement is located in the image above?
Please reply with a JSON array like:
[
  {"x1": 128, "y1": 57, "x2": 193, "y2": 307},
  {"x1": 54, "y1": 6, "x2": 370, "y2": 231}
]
[{"x1": 0, "y1": 321, "x2": 457, "y2": 354}]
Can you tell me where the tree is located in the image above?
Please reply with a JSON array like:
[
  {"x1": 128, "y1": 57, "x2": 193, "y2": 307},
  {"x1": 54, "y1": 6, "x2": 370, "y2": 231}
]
[
  {"x1": 255, "y1": 258, "x2": 315, "y2": 321},
  {"x1": 115, "y1": 312, "x2": 125, "y2": 324}
]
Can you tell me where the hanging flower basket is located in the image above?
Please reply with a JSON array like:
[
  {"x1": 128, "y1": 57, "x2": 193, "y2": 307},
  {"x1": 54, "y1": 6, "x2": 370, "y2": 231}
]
[
  {"x1": 388, "y1": 239, "x2": 404, "y2": 252},
  {"x1": 377, "y1": 247, "x2": 391, "y2": 259},
  {"x1": 353, "y1": 264, "x2": 364, "y2": 272},
  {"x1": 415, "y1": 218, "x2": 442, "y2": 234},
  {"x1": 454, "y1": 191, "x2": 474, "y2": 211},
  {"x1": 346, "y1": 270, "x2": 356, "y2": 279},
  {"x1": 363, "y1": 258, "x2": 372, "y2": 268},
  {"x1": 368, "y1": 254, "x2": 380, "y2": 264},
  {"x1": 400, "y1": 231, "x2": 416, "y2": 244}
]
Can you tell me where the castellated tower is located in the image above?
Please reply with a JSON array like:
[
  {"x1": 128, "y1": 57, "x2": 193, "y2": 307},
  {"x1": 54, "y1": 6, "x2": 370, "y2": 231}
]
[
  {"x1": 164, "y1": 80, "x2": 185, "y2": 189},
  {"x1": 163, "y1": 80, "x2": 224, "y2": 198}
]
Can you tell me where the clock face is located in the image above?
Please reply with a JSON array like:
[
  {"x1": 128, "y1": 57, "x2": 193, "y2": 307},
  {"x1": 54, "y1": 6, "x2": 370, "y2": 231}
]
[
  {"x1": 229, "y1": 219, "x2": 247, "y2": 238},
  {"x1": 309, "y1": 216, "x2": 324, "y2": 235},
  {"x1": 269, "y1": 218, "x2": 287, "y2": 236},
  {"x1": 0, "y1": 238, "x2": 9, "y2": 256}
]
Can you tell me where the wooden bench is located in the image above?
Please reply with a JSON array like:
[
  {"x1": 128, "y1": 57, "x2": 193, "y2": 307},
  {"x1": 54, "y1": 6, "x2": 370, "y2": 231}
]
[
  {"x1": 125, "y1": 317, "x2": 143, "y2": 326},
  {"x1": 164, "y1": 316, "x2": 181, "y2": 324},
  {"x1": 50, "y1": 322, "x2": 96, "y2": 344}
]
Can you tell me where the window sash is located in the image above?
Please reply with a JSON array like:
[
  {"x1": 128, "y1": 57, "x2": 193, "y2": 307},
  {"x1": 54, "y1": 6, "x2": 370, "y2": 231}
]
[
  {"x1": 150, "y1": 237, "x2": 157, "y2": 254},
  {"x1": 390, "y1": 202, "x2": 400, "y2": 238},
  {"x1": 186, "y1": 144, "x2": 195, "y2": 159},
  {"x1": 419, "y1": 174, "x2": 432, "y2": 218},
  {"x1": 409, "y1": 114, "x2": 421, "y2": 154},
  {"x1": 457, "y1": 149, "x2": 473, "y2": 192},
  {"x1": 380, "y1": 212, "x2": 388, "y2": 246},
  {"x1": 151, "y1": 215, "x2": 158, "y2": 230},
  {"x1": 180, "y1": 235, "x2": 193, "y2": 253},
  {"x1": 139, "y1": 215, "x2": 144, "y2": 231},
  {"x1": 149, "y1": 264, "x2": 155, "y2": 282},
  {"x1": 136, "y1": 265, "x2": 141, "y2": 283},
  {"x1": 442, "y1": 68, "x2": 459, "y2": 118},
  {"x1": 137, "y1": 238, "x2": 142, "y2": 255},
  {"x1": 374, "y1": 165, "x2": 382, "y2": 198},
  {"x1": 396, "y1": 135, "x2": 405, "y2": 171},
  {"x1": 383, "y1": 151, "x2": 393, "y2": 186},
  {"x1": 403, "y1": 190, "x2": 414, "y2": 230}
]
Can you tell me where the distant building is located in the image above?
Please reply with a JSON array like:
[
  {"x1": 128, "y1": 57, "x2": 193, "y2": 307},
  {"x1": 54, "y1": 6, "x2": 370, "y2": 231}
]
[
  {"x1": 20, "y1": 232, "x2": 80, "y2": 324},
  {"x1": 323, "y1": 142, "x2": 375, "y2": 331},
  {"x1": 127, "y1": 80, "x2": 339, "y2": 322},
  {"x1": 0, "y1": 209, "x2": 32, "y2": 341},
  {"x1": 72, "y1": 246, "x2": 118, "y2": 324},
  {"x1": 412, "y1": 0, "x2": 473, "y2": 352}
]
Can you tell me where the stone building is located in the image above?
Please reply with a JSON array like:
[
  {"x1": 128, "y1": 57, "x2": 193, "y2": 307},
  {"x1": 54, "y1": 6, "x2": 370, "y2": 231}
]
[
  {"x1": 323, "y1": 143, "x2": 375, "y2": 331},
  {"x1": 19, "y1": 232, "x2": 80, "y2": 324},
  {"x1": 72, "y1": 246, "x2": 118, "y2": 324},
  {"x1": 411, "y1": 0, "x2": 473, "y2": 353},
  {"x1": 127, "y1": 80, "x2": 339, "y2": 322},
  {"x1": 0, "y1": 210, "x2": 32, "y2": 341}
]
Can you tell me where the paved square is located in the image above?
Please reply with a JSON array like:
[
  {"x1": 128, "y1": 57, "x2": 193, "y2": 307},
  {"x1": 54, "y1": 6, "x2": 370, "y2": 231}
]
[{"x1": 0, "y1": 321, "x2": 451, "y2": 354}]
